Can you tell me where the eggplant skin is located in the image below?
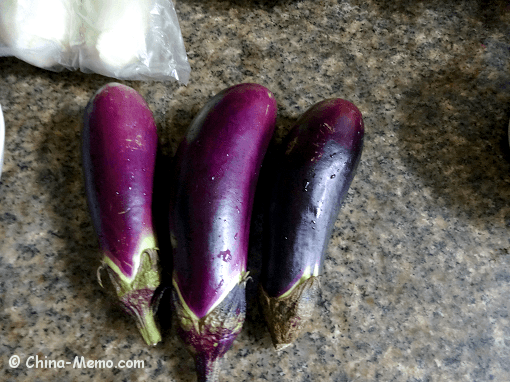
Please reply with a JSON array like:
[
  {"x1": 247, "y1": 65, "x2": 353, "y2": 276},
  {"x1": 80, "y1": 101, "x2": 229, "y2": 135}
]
[
  {"x1": 260, "y1": 98, "x2": 364, "y2": 348},
  {"x1": 83, "y1": 82, "x2": 158, "y2": 278},
  {"x1": 170, "y1": 83, "x2": 277, "y2": 319},
  {"x1": 82, "y1": 82, "x2": 162, "y2": 346},
  {"x1": 169, "y1": 83, "x2": 277, "y2": 380}
]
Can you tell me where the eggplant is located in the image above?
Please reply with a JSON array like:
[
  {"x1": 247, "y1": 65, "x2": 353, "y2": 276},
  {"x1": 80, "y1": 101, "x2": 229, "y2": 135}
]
[
  {"x1": 82, "y1": 83, "x2": 162, "y2": 346},
  {"x1": 170, "y1": 83, "x2": 277, "y2": 381},
  {"x1": 260, "y1": 98, "x2": 364, "y2": 350}
]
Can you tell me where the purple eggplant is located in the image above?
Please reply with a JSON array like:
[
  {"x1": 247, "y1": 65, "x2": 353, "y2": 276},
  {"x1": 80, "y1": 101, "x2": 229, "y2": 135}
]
[
  {"x1": 82, "y1": 83, "x2": 162, "y2": 346},
  {"x1": 170, "y1": 83, "x2": 277, "y2": 381},
  {"x1": 260, "y1": 98, "x2": 364, "y2": 350}
]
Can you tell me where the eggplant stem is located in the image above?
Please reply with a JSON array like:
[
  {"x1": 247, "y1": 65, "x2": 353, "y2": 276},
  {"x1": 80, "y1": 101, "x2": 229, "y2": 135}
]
[
  {"x1": 103, "y1": 248, "x2": 162, "y2": 346},
  {"x1": 195, "y1": 354, "x2": 221, "y2": 382},
  {"x1": 129, "y1": 301, "x2": 161, "y2": 347}
]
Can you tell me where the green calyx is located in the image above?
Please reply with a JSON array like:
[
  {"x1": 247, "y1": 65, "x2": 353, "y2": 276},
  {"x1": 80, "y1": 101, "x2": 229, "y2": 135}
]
[
  {"x1": 99, "y1": 248, "x2": 162, "y2": 346},
  {"x1": 172, "y1": 272, "x2": 249, "y2": 344}
]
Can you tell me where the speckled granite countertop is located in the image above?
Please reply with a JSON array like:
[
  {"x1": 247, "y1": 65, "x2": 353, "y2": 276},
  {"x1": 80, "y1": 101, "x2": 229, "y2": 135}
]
[{"x1": 1, "y1": 1, "x2": 510, "y2": 381}]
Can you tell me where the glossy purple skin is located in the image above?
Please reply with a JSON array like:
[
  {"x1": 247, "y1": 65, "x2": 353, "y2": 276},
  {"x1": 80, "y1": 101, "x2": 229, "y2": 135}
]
[
  {"x1": 82, "y1": 83, "x2": 158, "y2": 278},
  {"x1": 261, "y1": 99, "x2": 364, "y2": 298},
  {"x1": 170, "y1": 83, "x2": 277, "y2": 318}
]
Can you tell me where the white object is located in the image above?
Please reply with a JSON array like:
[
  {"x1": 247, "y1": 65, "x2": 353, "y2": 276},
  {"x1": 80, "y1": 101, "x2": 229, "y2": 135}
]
[
  {"x1": 0, "y1": 0, "x2": 190, "y2": 83},
  {"x1": 79, "y1": 0, "x2": 151, "y2": 76},
  {"x1": 0, "y1": 105, "x2": 4, "y2": 180},
  {"x1": 0, "y1": 0, "x2": 73, "y2": 68}
]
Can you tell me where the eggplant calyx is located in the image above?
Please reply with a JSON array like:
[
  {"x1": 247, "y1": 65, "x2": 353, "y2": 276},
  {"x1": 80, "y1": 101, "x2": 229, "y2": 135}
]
[
  {"x1": 172, "y1": 274, "x2": 248, "y2": 337},
  {"x1": 259, "y1": 276, "x2": 320, "y2": 350},
  {"x1": 102, "y1": 248, "x2": 162, "y2": 346},
  {"x1": 172, "y1": 275, "x2": 248, "y2": 382}
]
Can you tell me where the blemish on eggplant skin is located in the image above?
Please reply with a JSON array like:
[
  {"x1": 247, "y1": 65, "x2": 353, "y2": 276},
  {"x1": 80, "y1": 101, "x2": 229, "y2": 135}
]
[
  {"x1": 217, "y1": 249, "x2": 232, "y2": 262},
  {"x1": 323, "y1": 122, "x2": 334, "y2": 132}
]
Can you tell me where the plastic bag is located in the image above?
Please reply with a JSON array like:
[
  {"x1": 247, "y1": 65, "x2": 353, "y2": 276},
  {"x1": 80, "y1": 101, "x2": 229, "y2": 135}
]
[{"x1": 0, "y1": 0, "x2": 190, "y2": 83}]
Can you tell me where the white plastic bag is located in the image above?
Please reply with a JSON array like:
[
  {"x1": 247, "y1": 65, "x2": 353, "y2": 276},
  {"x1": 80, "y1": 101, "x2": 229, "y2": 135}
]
[
  {"x1": 0, "y1": 0, "x2": 190, "y2": 83},
  {"x1": 0, "y1": 0, "x2": 74, "y2": 69}
]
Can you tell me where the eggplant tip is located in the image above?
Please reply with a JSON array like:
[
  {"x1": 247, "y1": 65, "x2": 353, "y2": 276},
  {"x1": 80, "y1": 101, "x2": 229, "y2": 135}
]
[
  {"x1": 259, "y1": 276, "x2": 320, "y2": 350},
  {"x1": 274, "y1": 342, "x2": 293, "y2": 351},
  {"x1": 134, "y1": 307, "x2": 162, "y2": 346},
  {"x1": 195, "y1": 354, "x2": 221, "y2": 382}
]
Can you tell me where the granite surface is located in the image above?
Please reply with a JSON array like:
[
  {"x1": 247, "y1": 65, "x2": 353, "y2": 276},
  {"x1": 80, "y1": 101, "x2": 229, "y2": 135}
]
[{"x1": 1, "y1": 0, "x2": 510, "y2": 381}]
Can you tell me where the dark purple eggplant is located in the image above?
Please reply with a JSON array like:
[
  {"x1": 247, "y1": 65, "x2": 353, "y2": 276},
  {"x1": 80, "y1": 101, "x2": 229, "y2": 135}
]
[
  {"x1": 260, "y1": 98, "x2": 364, "y2": 350},
  {"x1": 169, "y1": 83, "x2": 277, "y2": 381}
]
